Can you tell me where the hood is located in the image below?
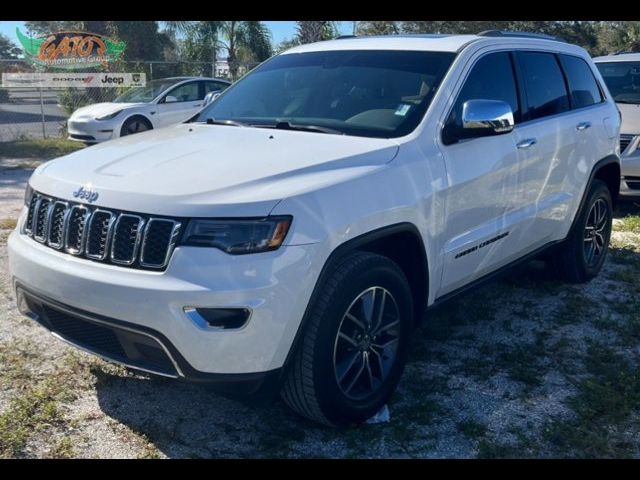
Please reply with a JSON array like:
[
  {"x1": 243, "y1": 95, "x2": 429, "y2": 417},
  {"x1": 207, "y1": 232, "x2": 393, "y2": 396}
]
[
  {"x1": 30, "y1": 123, "x2": 399, "y2": 217},
  {"x1": 617, "y1": 102, "x2": 640, "y2": 135},
  {"x1": 70, "y1": 102, "x2": 143, "y2": 120}
]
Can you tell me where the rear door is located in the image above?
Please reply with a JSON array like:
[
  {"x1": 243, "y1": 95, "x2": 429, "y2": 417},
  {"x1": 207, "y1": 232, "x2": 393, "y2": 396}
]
[
  {"x1": 510, "y1": 50, "x2": 576, "y2": 248},
  {"x1": 557, "y1": 53, "x2": 612, "y2": 226},
  {"x1": 512, "y1": 51, "x2": 608, "y2": 246}
]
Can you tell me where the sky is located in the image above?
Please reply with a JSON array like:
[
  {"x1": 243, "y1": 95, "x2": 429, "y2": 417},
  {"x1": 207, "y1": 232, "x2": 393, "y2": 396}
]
[{"x1": 0, "y1": 21, "x2": 353, "y2": 48}]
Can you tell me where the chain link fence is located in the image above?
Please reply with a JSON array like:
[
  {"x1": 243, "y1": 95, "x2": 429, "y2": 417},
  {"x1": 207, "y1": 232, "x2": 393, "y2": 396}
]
[{"x1": 0, "y1": 59, "x2": 258, "y2": 142}]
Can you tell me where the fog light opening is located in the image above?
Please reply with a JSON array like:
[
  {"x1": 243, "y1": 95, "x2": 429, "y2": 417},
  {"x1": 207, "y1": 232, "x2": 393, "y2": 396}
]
[{"x1": 184, "y1": 307, "x2": 250, "y2": 330}]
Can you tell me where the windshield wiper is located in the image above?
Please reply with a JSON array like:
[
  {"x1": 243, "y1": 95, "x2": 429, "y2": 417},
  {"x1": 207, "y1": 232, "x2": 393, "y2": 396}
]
[
  {"x1": 205, "y1": 117, "x2": 249, "y2": 127},
  {"x1": 272, "y1": 121, "x2": 345, "y2": 135}
]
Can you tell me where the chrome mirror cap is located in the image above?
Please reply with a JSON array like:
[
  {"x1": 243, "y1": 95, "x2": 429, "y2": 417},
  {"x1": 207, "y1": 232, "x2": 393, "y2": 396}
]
[{"x1": 462, "y1": 99, "x2": 514, "y2": 134}]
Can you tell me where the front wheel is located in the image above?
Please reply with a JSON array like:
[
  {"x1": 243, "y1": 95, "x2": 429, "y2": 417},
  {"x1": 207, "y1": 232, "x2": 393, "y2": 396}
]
[
  {"x1": 552, "y1": 179, "x2": 613, "y2": 283},
  {"x1": 120, "y1": 116, "x2": 152, "y2": 137},
  {"x1": 281, "y1": 251, "x2": 413, "y2": 427}
]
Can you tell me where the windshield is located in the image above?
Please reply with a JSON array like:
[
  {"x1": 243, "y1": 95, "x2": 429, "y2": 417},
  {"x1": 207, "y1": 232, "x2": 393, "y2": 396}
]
[
  {"x1": 114, "y1": 78, "x2": 185, "y2": 103},
  {"x1": 596, "y1": 61, "x2": 640, "y2": 104},
  {"x1": 194, "y1": 50, "x2": 455, "y2": 138}
]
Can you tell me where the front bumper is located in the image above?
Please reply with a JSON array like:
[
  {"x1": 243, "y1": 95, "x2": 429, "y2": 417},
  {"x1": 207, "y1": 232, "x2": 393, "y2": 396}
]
[
  {"x1": 8, "y1": 223, "x2": 322, "y2": 379},
  {"x1": 67, "y1": 118, "x2": 118, "y2": 143},
  {"x1": 620, "y1": 154, "x2": 640, "y2": 197},
  {"x1": 15, "y1": 284, "x2": 284, "y2": 399},
  {"x1": 620, "y1": 135, "x2": 640, "y2": 198}
]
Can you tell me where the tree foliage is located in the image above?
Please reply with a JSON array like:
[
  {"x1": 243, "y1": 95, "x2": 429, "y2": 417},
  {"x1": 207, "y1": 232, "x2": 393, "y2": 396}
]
[
  {"x1": 0, "y1": 33, "x2": 20, "y2": 59},
  {"x1": 355, "y1": 21, "x2": 640, "y2": 56},
  {"x1": 296, "y1": 22, "x2": 338, "y2": 44}
]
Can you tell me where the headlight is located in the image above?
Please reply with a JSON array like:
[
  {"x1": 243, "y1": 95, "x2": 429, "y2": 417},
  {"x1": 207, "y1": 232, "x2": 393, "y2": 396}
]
[
  {"x1": 181, "y1": 216, "x2": 292, "y2": 254},
  {"x1": 96, "y1": 110, "x2": 123, "y2": 121},
  {"x1": 24, "y1": 183, "x2": 33, "y2": 206}
]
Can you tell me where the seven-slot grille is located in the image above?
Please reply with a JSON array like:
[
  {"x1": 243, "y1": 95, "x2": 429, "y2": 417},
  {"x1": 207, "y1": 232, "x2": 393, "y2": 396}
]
[
  {"x1": 620, "y1": 134, "x2": 635, "y2": 154},
  {"x1": 23, "y1": 191, "x2": 181, "y2": 270}
]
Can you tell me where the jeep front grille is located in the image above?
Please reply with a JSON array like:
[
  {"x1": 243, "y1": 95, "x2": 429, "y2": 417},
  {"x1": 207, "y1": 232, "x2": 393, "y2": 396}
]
[
  {"x1": 24, "y1": 191, "x2": 181, "y2": 270},
  {"x1": 620, "y1": 134, "x2": 635, "y2": 154}
]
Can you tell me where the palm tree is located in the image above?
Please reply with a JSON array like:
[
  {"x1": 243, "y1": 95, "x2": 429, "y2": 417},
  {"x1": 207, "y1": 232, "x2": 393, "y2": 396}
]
[
  {"x1": 295, "y1": 21, "x2": 337, "y2": 44},
  {"x1": 164, "y1": 21, "x2": 221, "y2": 77},
  {"x1": 164, "y1": 21, "x2": 271, "y2": 80},
  {"x1": 217, "y1": 21, "x2": 272, "y2": 80}
]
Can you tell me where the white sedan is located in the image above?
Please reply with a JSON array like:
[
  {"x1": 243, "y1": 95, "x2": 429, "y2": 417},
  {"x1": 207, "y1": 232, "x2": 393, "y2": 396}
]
[{"x1": 67, "y1": 76, "x2": 231, "y2": 143}]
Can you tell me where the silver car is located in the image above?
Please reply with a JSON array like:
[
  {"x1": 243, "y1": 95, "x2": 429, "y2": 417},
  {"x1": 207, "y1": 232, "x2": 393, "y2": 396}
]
[
  {"x1": 67, "y1": 76, "x2": 231, "y2": 143},
  {"x1": 594, "y1": 53, "x2": 640, "y2": 198}
]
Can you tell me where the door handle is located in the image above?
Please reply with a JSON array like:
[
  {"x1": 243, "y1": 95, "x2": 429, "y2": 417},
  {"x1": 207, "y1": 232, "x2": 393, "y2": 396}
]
[
  {"x1": 576, "y1": 121, "x2": 591, "y2": 131},
  {"x1": 516, "y1": 138, "x2": 537, "y2": 149}
]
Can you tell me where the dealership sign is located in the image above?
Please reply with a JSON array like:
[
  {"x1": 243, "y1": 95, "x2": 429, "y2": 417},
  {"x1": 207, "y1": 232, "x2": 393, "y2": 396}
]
[
  {"x1": 2, "y1": 73, "x2": 146, "y2": 88},
  {"x1": 16, "y1": 28, "x2": 126, "y2": 69}
]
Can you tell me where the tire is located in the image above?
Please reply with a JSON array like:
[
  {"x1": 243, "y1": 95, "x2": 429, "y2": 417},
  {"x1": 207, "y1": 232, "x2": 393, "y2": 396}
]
[
  {"x1": 120, "y1": 116, "x2": 152, "y2": 137},
  {"x1": 552, "y1": 179, "x2": 613, "y2": 283},
  {"x1": 281, "y1": 251, "x2": 413, "y2": 427}
]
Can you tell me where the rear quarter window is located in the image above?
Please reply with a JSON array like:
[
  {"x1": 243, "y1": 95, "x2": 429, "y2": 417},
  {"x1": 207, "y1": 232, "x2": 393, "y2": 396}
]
[{"x1": 559, "y1": 54, "x2": 604, "y2": 109}]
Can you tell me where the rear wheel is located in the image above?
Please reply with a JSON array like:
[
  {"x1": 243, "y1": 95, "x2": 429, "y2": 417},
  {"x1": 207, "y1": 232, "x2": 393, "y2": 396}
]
[
  {"x1": 552, "y1": 179, "x2": 613, "y2": 283},
  {"x1": 120, "y1": 116, "x2": 152, "y2": 137},
  {"x1": 281, "y1": 251, "x2": 413, "y2": 427}
]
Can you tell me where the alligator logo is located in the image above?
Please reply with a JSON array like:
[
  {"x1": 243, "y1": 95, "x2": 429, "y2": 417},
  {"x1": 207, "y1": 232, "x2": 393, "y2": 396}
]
[{"x1": 72, "y1": 186, "x2": 99, "y2": 203}]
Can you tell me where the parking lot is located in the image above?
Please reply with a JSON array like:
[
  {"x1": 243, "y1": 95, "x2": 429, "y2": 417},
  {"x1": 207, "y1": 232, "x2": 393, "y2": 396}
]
[
  {"x1": 1, "y1": 153, "x2": 639, "y2": 458},
  {"x1": 0, "y1": 89, "x2": 68, "y2": 141}
]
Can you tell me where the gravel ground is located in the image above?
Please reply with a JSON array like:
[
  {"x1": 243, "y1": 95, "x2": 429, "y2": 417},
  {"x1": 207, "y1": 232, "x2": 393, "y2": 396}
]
[{"x1": 1, "y1": 158, "x2": 639, "y2": 458}]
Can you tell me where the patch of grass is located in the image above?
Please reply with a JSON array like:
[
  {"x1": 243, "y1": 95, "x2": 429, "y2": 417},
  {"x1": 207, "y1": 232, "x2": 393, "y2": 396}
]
[
  {"x1": 543, "y1": 343, "x2": 640, "y2": 458},
  {"x1": 457, "y1": 419, "x2": 487, "y2": 440},
  {"x1": 613, "y1": 215, "x2": 640, "y2": 234},
  {"x1": 0, "y1": 379, "x2": 67, "y2": 457},
  {"x1": 0, "y1": 138, "x2": 84, "y2": 160},
  {"x1": 0, "y1": 218, "x2": 17, "y2": 230},
  {"x1": 46, "y1": 436, "x2": 76, "y2": 459},
  {"x1": 0, "y1": 341, "x2": 34, "y2": 388},
  {"x1": 610, "y1": 267, "x2": 639, "y2": 284},
  {"x1": 0, "y1": 351, "x2": 92, "y2": 458},
  {"x1": 477, "y1": 438, "x2": 522, "y2": 458},
  {"x1": 498, "y1": 346, "x2": 545, "y2": 388},
  {"x1": 553, "y1": 291, "x2": 600, "y2": 326},
  {"x1": 456, "y1": 339, "x2": 546, "y2": 383}
]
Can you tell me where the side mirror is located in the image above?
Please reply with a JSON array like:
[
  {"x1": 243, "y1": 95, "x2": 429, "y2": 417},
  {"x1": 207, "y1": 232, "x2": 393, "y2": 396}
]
[
  {"x1": 203, "y1": 91, "x2": 221, "y2": 106},
  {"x1": 462, "y1": 99, "x2": 514, "y2": 136},
  {"x1": 164, "y1": 95, "x2": 178, "y2": 104}
]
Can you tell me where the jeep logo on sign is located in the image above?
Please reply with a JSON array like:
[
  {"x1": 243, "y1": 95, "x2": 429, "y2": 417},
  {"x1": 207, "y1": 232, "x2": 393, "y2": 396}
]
[{"x1": 72, "y1": 186, "x2": 99, "y2": 203}]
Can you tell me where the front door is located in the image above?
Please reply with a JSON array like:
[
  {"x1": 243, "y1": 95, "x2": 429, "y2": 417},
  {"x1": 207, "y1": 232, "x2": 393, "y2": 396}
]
[
  {"x1": 438, "y1": 51, "x2": 524, "y2": 296},
  {"x1": 154, "y1": 81, "x2": 204, "y2": 128}
]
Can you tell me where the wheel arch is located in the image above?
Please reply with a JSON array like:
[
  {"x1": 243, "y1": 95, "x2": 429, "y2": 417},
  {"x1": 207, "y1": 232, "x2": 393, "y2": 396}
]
[
  {"x1": 282, "y1": 223, "x2": 429, "y2": 370},
  {"x1": 570, "y1": 155, "x2": 620, "y2": 235},
  {"x1": 119, "y1": 113, "x2": 154, "y2": 136}
]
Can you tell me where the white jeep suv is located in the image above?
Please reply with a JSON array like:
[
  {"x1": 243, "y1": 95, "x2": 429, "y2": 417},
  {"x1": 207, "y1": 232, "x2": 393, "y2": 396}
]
[
  {"x1": 594, "y1": 52, "x2": 640, "y2": 198},
  {"x1": 8, "y1": 32, "x2": 621, "y2": 427}
]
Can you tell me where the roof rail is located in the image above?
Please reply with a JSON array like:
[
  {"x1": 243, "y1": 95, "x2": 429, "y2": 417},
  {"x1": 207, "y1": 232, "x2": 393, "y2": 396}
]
[
  {"x1": 478, "y1": 30, "x2": 565, "y2": 42},
  {"x1": 614, "y1": 50, "x2": 637, "y2": 55},
  {"x1": 335, "y1": 35, "x2": 357, "y2": 40}
]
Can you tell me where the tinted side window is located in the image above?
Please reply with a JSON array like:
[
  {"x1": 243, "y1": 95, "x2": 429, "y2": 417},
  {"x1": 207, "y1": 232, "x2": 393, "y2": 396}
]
[
  {"x1": 166, "y1": 82, "x2": 201, "y2": 102},
  {"x1": 443, "y1": 52, "x2": 519, "y2": 143},
  {"x1": 205, "y1": 81, "x2": 230, "y2": 94},
  {"x1": 519, "y1": 52, "x2": 570, "y2": 120},
  {"x1": 559, "y1": 54, "x2": 603, "y2": 109}
]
